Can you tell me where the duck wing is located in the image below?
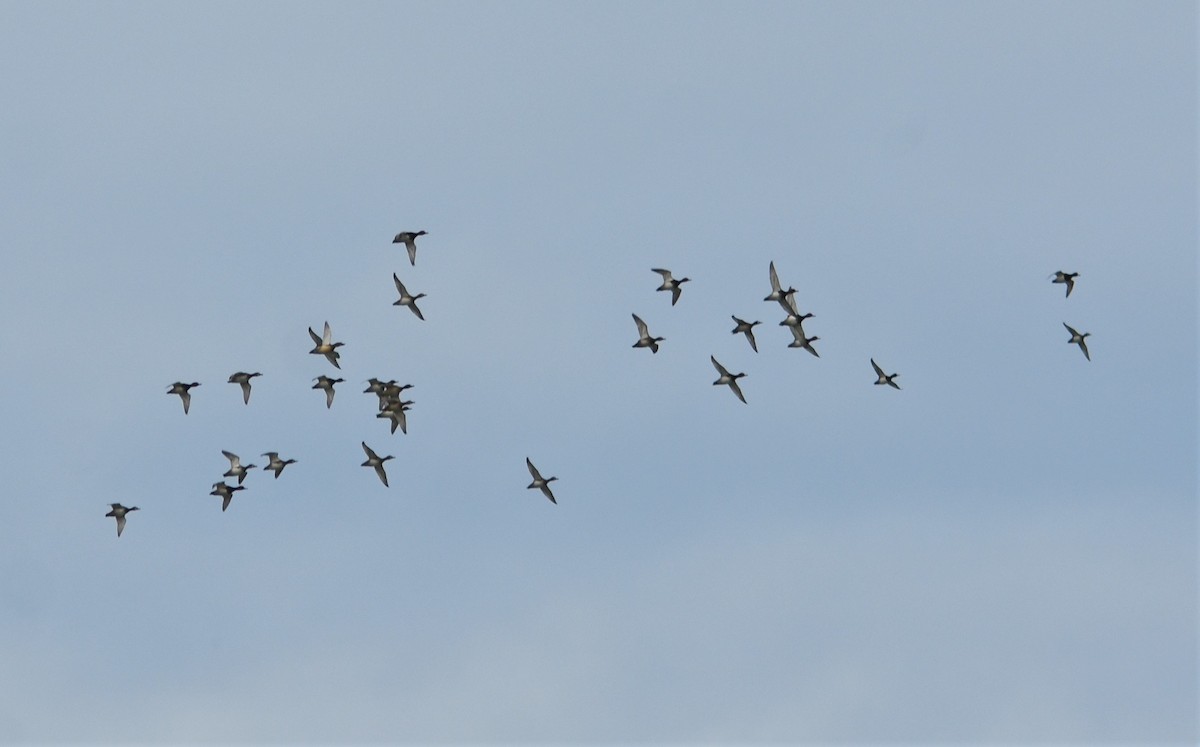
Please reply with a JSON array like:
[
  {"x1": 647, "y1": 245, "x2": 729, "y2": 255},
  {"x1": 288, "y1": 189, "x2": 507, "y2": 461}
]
[
  {"x1": 526, "y1": 457, "x2": 544, "y2": 482},
  {"x1": 728, "y1": 378, "x2": 747, "y2": 404},
  {"x1": 632, "y1": 314, "x2": 649, "y2": 337},
  {"x1": 361, "y1": 441, "x2": 379, "y2": 461}
]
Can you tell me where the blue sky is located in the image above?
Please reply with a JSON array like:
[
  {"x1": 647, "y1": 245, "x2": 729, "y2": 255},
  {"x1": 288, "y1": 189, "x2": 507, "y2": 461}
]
[{"x1": 0, "y1": 1, "x2": 1195, "y2": 743}]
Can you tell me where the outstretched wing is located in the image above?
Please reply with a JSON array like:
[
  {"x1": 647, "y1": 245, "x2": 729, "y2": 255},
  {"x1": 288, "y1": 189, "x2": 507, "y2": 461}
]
[
  {"x1": 221, "y1": 450, "x2": 241, "y2": 468},
  {"x1": 393, "y1": 273, "x2": 407, "y2": 296},
  {"x1": 710, "y1": 355, "x2": 729, "y2": 376},
  {"x1": 361, "y1": 441, "x2": 378, "y2": 460},
  {"x1": 632, "y1": 314, "x2": 649, "y2": 337},
  {"x1": 728, "y1": 378, "x2": 747, "y2": 404},
  {"x1": 308, "y1": 326, "x2": 323, "y2": 346},
  {"x1": 871, "y1": 358, "x2": 885, "y2": 378},
  {"x1": 322, "y1": 321, "x2": 333, "y2": 344},
  {"x1": 778, "y1": 290, "x2": 799, "y2": 316},
  {"x1": 526, "y1": 457, "x2": 543, "y2": 482},
  {"x1": 768, "y1": 261, "x2": 780, "y2": 292}
]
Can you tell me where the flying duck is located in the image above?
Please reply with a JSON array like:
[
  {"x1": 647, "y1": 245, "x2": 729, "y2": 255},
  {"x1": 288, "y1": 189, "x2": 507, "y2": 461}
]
[
  {"x1": 710, "y1": 356, "x2": 747, "y2": 404},
  {"x1": 651, "y1": 268, "x2": 690, "y2": 306},
  {"x1": 227, "y1": 372, "x2": 262, "y2": 405},
  {"x1": 363, "y1": 378, "x2": 388, "y2": 394},
  {"x1": 221, "y1": 450, "x2": 257, "y2": 485},
  {"x1": 1051, "y1": 271, "x2": 1079, "y2": 298},
  {"x1": 392, "y1": 273, "x2": 427, "y2": 320},
  {"x1": 167, "y1": 381, "x2": 200, "y2": 414},
  {"x1": 731, "y1": 316, "x2": 762, "y2": 353},
  {"x1": 367, "y1": 379, "x2": 414, "y2": 411},
  {"x1": 1063, "y1": 323, "x2": 1091, "y2": 361},
  {"x1": 393, "y1": 231, "x2": 427, "y2": 266},
  {"x1": 525, "y1": 458, "x2": 558, "y2": 504},
  {"x1": 764, "y1": 261, "x2": 798, "y2": 309},
  {"x1": 632, "y1": 314, "x2": 664, "y2": 353},
  {"x1": 105, "y1": 503, "x2": 139, "y2": 537},
  {"x1": 361, "y1": 441, "x2": 394, "y2": 487},
  {"x1": 308, "y1": 321, "x2": 344, "y2": 369},
  {"x1": 778, "y1": 294, "x2": 814, "y2": 329},
  {"x1": 312, "y1": 375, "x2": 344, "y2": 408},
  {"x1": 261, "y1": 452, "x2": 297, "y2": 479},
  {"x1": 870, "y1": 358, "x2": 901, "y2": 389},
  {"x1": 787, "y1": 325, "x2": 820, "y2": 357},
  {"x1": 210, "y1": 482, "x2": 245, "y2": 512},
  {"x1": 377, "y1": 400, "x2": 413, "y2": 434}
]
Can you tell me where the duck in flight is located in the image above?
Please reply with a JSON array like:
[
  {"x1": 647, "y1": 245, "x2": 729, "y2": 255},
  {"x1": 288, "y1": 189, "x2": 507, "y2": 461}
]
[
  {"x1": 308, "y1": 321, "x2": 345, "y2": 369},
  {"x1": 221, "y1": 450, "x2": 257, "y2": 485},
  {"x1": 312, "y1": 375, "x2": 344, "y2": 408},
  {"x1": 227, "y1": 371, "x2": 262, "y2": 405},
  {"x1": 788, "y1": 325, "x2": 820, "y2": 357},
  {"x1": 1051, "y1": 271, "x2": 1079, "y2": 298},
  {"x1": 778, "y1": 294, "x2": 814, "y2": 329},
  {"x1": 870, "y1": 358, "x2": 901, "y2": 389},
  {"x1": 261, "y1": 452, "x2": 297, "y2": 479},
  {"x1": 710, "y1": 356, "x2": 747, "y2": 404},
  {"x1": 731, "y1": 316, "x2": 761, "y2": 353},
  {"x1": 377, "y1": 400, "x2": 413, "y2": 434},
  {"x1": 525, "y1": 458, "x2": 558, "y2": 504},
  {"x1": 393, "y1": 230, "x2": 427, "y2": 266},
  {"x1": 651, "y1": 268, "x2": 690, "y2": 306},
  {"x1": 392, "y1": 273, "x2": 427, "y2": 320},
  {"x1": 1063, "y1": 323, "x2": 1091, "y2": 361},
  {"x1": 210, "y1": 482, "x2": 245, "y2": 512},
  {"x1": 764, "y1": 261, "x2": 798, "y2": 310},
  {"x1": 632, "y1": 314, "x2": 664, "y2": 353},
  {"x1": 366, "y1": 379, "x2": 414, "y2": 411},
  {"x1": 361, "y1": 441, "x2": 394, "y2": 487},
  {"x1": 167, "y1": 381, "x2": 200, "y2": 414},
  {"x1": 105, "y1": 503, "x2": 139, "y2": 537}
]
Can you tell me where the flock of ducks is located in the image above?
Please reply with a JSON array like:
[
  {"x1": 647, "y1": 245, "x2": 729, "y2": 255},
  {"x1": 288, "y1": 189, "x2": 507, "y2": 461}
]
[
  {"x1": 105, "y1": 231, "x2": 470, "y2": 538},
  {"x1": 104, "y1": 239, "x2": 1090, "y2": 537},
  {"x1": 630, "y1": 259, "x2": 895, "y2": 406},
  {"x1": 629, "y1": 262, "x2": 1091, "y2": 411}
]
